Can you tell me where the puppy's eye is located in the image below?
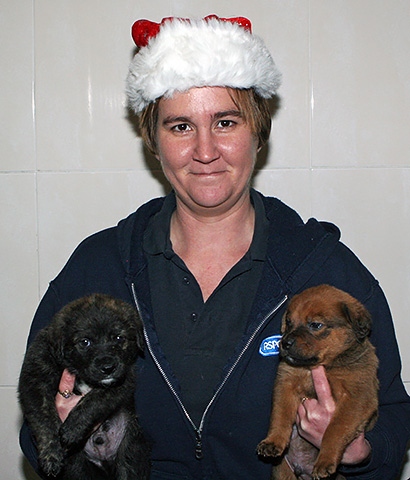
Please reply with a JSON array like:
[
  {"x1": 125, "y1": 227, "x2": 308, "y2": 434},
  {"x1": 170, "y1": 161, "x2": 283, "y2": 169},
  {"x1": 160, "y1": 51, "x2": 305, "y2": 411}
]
[
  {"x1": 79, "y1": 338, "x2": 91, "y2": 348},
  {"x1": 308, "y1": 322, "x2": 324, "y2": 331},
  {"x1": 114, "y1": 335, "x2": 125, "y2": 343}
]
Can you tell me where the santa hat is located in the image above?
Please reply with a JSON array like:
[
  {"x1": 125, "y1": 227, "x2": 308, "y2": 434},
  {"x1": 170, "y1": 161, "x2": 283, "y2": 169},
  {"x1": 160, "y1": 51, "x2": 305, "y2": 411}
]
[{"x1": 126, "y1": 15, "x2": 282, "y2": 113}]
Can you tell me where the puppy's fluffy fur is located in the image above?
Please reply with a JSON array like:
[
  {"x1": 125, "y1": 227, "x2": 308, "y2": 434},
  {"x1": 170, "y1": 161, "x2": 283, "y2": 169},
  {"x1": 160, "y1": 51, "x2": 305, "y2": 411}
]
[
  {"x1": 19, "y1": 294, "x2": 150, "y2": 479},
  {"x1": 257, "y1": 285, "x2": 379, "y2": 480}
]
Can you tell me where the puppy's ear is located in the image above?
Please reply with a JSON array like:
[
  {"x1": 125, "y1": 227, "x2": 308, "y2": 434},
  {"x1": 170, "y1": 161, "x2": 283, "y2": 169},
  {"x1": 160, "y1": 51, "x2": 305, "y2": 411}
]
[
  {"x1": 126, "y1": 307, "x2": 145, "y2": 354},
  {"x1": 281, "y1": 310, "x2": 289, "y2": 334},
  {"x1": 136, "y1": 325, "x2": 145, "y2": 354},
  {"x1": 341, "y1": 301, "x2": 372, "y2": 342},
  {"x1": 47, "y1": 316, "x2": 67, "y2": 364}
]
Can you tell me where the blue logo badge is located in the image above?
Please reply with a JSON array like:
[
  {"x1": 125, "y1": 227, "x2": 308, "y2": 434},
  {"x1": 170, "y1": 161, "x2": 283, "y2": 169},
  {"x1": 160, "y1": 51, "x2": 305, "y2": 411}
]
[{"x1": 259, "y1": 335, "x2": 282, "y2": 357}]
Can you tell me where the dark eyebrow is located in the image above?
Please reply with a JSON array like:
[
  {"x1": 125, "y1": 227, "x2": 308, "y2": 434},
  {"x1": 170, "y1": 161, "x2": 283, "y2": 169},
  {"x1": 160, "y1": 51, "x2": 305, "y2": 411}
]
[
  {"x1": 162, "y1": 116, "x2": 191, "y2": 126},
  {"x1": 213, "y1": 110, "x2": 243, "y2": 120},
  {"x1": 162, "y1": 110, "x2": 243, "y2": 126}
]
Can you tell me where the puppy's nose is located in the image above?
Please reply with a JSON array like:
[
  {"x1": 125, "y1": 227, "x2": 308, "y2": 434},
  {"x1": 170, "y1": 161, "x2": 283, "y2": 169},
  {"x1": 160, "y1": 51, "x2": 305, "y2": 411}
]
[
  {"x1": 98, "y1": 358, "x2": 117, "y2": 375},
  {"x1": 281, "y1": 336, "x2": 295, "y2": 351},
  {"x1": 101, "y1": 363, "x2": 115, "y2": 374}
]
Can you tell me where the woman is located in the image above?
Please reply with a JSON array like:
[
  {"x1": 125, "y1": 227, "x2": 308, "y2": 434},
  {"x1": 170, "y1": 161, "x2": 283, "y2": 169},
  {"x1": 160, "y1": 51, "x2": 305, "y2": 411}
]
[{"x1": 20, "y1": 16, "x2": 410, "y2": 479}]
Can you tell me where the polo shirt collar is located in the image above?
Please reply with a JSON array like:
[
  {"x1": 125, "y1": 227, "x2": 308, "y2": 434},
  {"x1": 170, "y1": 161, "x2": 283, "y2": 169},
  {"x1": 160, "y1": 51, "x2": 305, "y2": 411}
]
[{"x1": 143, "y1": 189, "x2": 268, "y2": 261}]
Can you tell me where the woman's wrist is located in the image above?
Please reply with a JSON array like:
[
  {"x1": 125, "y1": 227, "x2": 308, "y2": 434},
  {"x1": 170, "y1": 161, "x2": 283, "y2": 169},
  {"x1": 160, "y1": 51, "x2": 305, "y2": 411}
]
[{"x1": 341, "y1": 434, "x2": 371, "y2": 466}]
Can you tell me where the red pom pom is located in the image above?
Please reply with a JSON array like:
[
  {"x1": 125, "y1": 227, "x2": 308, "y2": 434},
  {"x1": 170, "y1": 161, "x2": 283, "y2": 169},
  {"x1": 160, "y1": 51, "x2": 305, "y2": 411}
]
[
  {"x1": 131, "y1": 19, "x2": 160, "y2": 48},
  {"x1": 204, "y1": 15, "x2": 252, "y2": 32},
  {"x1": 131, "y1": 15, "x2": 252, "y2": 48}
]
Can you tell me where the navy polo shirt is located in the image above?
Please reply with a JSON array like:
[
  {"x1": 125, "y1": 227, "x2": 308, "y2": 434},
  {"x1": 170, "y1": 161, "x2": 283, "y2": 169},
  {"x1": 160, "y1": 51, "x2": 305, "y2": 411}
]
[{"x1": 143, "y1": 190, "x2": 269, "y2": 426}]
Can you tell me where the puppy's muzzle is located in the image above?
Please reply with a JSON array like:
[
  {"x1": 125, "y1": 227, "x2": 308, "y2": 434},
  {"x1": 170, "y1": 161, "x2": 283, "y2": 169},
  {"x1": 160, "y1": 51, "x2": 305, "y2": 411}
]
[
  {"x1": 281, "y1": 335, "x2": 295, "y2": 351},
  {"x1": 280, "y1": 333, "x2": 318, "y2": 367},
  {"x1": 95, "y1": 356, "x2": 118, "y2": 375},
  {"x1": 100, "y1": 359, "x2": 117, "y2": 375}
]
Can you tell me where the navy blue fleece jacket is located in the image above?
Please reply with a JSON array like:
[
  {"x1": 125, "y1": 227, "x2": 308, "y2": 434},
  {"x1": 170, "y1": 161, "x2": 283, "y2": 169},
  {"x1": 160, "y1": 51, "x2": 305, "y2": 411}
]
[{"x1": 20, "y1": 191, "x2": 410, "y2": 479}]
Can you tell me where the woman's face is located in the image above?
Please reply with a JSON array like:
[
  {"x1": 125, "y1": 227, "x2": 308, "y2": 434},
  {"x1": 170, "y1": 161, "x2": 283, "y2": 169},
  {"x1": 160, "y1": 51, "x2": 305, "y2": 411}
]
[{"x1": 155, "y1": 87, "x2": 259, "y2": 216}]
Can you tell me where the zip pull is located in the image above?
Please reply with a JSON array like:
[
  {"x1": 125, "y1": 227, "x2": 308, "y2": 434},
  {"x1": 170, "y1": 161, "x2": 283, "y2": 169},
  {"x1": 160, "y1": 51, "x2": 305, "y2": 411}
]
[{"x1": 195, "y1": 430, "x2": 203, "y2": 460}]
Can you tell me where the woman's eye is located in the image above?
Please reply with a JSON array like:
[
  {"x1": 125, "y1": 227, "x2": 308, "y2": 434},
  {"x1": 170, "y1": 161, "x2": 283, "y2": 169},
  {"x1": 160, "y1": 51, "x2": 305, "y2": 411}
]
[
  {"x1": 217, "y1": 119, "x2": 235, "y2": 128},
  {"x1": 171, "y1": 123, "x2": 191, "y2": 132}
]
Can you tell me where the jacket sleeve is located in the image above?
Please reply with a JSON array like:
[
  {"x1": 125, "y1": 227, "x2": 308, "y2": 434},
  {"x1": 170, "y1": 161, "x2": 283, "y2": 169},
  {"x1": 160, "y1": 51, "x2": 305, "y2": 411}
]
[
  {"x1": 19, "y1": 225, "x2": 131, "y2": 476},
  {"x1": 340, "y1": 283, "x2": 410, "y2": 479},
  {"x1": 19, "y1": 284, "x2": 62, "y2": 478}
]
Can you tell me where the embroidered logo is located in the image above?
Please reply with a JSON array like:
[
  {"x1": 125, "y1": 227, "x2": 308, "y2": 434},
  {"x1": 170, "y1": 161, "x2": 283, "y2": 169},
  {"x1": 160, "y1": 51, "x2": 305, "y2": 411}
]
[{"x1": 259, "y1": 335, "x2": 282, "y2": 356}]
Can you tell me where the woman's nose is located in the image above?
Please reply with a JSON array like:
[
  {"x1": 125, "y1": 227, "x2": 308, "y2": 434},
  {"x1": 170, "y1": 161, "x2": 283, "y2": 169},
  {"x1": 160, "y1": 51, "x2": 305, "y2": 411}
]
[{"x1": 193, "y1": 129, "x2": 220, "y2": 163}]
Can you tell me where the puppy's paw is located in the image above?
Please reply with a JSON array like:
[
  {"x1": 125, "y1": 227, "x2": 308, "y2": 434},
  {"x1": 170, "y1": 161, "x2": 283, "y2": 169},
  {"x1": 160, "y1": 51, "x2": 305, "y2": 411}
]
[
  {"x1": 59, "y1": 421, "x2": 83, "y2": 450},
  {"x1": 39, "y1": 444, "x2": 65, "y2": 477},
  {"x1": 257, "y1": 438, "x2": 286, "y2": 458},
  {"x1": 312, "y1": 458, "x2": 337, "y2": 479}
]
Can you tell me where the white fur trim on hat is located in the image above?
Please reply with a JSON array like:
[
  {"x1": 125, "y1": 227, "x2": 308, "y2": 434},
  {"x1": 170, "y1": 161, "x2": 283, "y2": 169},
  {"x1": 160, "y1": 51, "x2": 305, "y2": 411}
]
[{"x1": 126, "y1": 17, "x2": 281, "y2": 113}]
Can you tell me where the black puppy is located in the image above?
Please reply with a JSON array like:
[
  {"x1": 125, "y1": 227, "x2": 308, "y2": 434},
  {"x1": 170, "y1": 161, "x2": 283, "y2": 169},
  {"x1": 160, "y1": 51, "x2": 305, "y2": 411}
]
[{"x1": 19, "y1": 293, "x2": 150, "y2": 479}]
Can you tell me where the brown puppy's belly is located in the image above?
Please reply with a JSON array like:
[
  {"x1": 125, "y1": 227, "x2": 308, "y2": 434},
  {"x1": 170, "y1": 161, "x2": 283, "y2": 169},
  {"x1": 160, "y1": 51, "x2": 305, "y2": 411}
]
[{"x1": 285, "y1": 425, "x2": 317, "y2": 478}]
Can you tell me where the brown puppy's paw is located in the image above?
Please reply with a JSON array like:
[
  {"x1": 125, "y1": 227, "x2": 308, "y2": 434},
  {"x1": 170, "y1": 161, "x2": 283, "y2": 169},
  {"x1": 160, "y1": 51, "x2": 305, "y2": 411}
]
[
  {"x1": 257, "y1": 438, "x2": 286, "y2": 458},
  {"x1": 312, "y1": 458, "x2": 337, "y2": 479}
]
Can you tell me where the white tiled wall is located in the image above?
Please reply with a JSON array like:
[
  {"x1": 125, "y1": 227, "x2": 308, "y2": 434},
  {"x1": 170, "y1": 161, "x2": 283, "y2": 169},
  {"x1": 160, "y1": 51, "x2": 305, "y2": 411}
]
[{"x1": 2, "y1": 1, "x2": 409, "y2": 478}]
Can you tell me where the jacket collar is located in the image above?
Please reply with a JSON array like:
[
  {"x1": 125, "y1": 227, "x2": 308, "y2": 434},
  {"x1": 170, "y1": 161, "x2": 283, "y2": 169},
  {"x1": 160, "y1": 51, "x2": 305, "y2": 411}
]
[{"x1": 117, "y1": 189, "x2": 341, "y2": 295}]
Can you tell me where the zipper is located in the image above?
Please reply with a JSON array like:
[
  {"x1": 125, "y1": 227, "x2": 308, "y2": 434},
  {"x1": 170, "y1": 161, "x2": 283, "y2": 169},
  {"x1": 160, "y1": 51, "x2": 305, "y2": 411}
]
[
  {"x1": 131, "y1": 283, "x2": 199, "y2": 437},
  {"x1": 197, "y1": 295, "x2": 288, "y2": 434},
  {"x1": 131, "y1": 282, "x2": 287, "y2": 460}
]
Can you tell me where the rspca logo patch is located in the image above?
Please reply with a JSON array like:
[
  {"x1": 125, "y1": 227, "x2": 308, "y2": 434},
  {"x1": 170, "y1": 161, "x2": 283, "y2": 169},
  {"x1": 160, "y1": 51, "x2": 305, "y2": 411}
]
[{"x1": 259, "y1": 335, "x2": 282, "y2": 357}]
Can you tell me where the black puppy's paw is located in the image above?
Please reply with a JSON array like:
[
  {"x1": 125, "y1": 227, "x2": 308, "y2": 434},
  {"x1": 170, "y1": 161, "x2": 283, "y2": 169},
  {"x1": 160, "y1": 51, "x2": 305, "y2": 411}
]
[
  {"x1": 39, "y1": 442, "x2": 65, "y2": 477},
  {"x1": 59, "y1": 421, "x2": 85, "y2": 450}
]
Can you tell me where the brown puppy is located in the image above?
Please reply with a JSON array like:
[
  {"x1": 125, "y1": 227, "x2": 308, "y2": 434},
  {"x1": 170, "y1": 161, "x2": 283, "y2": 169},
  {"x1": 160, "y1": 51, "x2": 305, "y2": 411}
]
[{"x1": 257, "y1": 285, "x2": 379, "y2": 480}]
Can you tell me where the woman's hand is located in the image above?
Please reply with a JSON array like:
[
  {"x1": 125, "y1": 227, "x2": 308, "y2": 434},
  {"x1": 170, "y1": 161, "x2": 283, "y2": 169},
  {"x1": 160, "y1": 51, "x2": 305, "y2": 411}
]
[
  {"x1": 296, "y1": 366, "x2": 371, "y2": 465},
  {"x1": 55, "y1": 369, "x2": 82, "y2": 422}
]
